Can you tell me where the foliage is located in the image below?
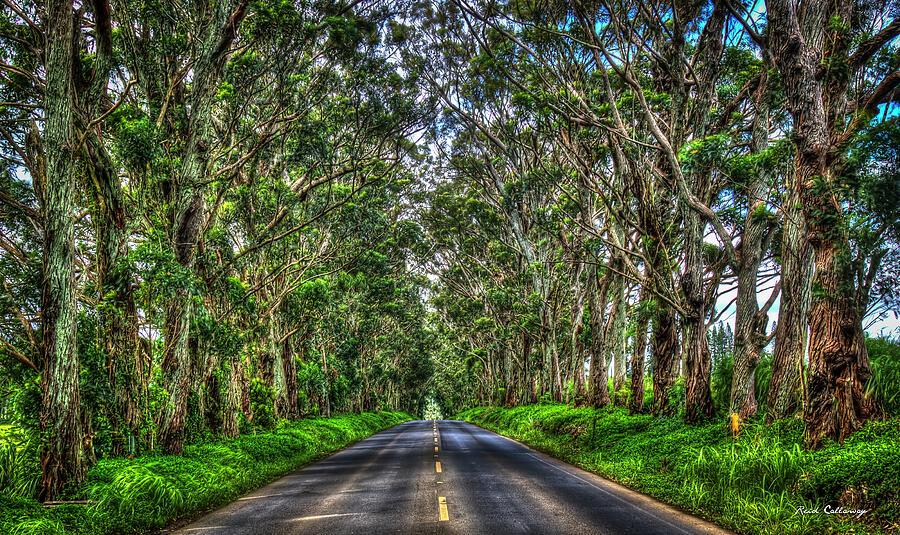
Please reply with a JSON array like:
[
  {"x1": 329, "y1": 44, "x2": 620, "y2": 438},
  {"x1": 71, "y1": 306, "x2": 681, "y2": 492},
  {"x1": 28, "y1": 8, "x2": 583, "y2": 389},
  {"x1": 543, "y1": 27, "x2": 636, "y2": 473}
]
[
  {"x1": 0, "y1": 435, "x2": 38, "y2": 498},
  {"x1": 249, "y1": 379, "x2": 276, "y2": 430},
  {"x1": 867, "y1": 337, "x2": 900, "y2": 415}
]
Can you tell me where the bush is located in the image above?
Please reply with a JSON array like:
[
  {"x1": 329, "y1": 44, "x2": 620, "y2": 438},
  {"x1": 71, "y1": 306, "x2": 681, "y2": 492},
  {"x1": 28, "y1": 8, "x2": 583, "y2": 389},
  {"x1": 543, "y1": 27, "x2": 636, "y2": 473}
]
[
  {"x1": 249, "y1": 378, "x2": 277, "y2": 430},
  {"x1": 867, "y1": 336, "x2": 900, "y2": 416}
]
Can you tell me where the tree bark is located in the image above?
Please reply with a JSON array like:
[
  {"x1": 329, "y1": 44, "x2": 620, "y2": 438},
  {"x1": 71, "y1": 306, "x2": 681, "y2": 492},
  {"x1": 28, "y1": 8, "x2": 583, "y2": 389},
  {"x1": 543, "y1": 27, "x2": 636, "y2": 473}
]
[
  {"x1": 280, "y1": 339, "x2": 299, "y2": 419},
  {"x1": 38, "y1": 0, "x2": 88, "y2": 501},
  {"x1": 87, "y1": 135, "x2": 144, "y2": 447},
  {"x1": 586, "y1": 262, "x2": 613, "y2": 408},
  {"x1": 604, "y1": 263, "x2": 627, "y2": 406},
  {"x1": 767, "y1": 186, "x2": 812, "y2": 422},
  {"x1": 629, "y1": 284, "x2": 650, "y2": 414},
  {"x1": 569, "y1": 244, "x2": 588, "y2": 405},
  {"x1": 682, "y1": 202, "x2": 714, "y2": 423},
  {"x1": 651, "y1": 305, "x2": 680, "y2": 417},
  {"x1": 612, "y1": 307, "x2": 627, "y2": 405},
  {"x1": 766, "y1": 0, "x2": 884, "y2": 447},
  {"x1": 731, "y1": 75, "x2": 775, "y2": 421},
  {"x1": 682, "y1": 0, "x2": 726, "y2": 423}
]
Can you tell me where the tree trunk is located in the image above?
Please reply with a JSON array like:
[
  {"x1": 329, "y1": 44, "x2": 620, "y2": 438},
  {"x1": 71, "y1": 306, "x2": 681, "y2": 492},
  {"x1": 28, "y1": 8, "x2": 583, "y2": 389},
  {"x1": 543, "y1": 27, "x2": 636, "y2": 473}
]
[
  {"x1": 766, "y1": 187, "x2": 812, "y2": 422},
  {"x1": 804, "y1": 237, "x2": 882, "y2": 446},
  {"x1": 682, "y1": 210, "x2": 714, "y2": 422},
  {"x1": 683, "y1": 307, "x2": 714, "y2": 421},
  {"x1": 682, "y1": 1, "x2": 725, "y2": 423},
  {"x1": 157, "y1": 297, "x2": 193, "y2": 452},
  {"x1": 522, "y1": 331, "x2": 533, "y2": 404},
  {"x1": 629, "y1": 285, "x2": 650, "y2": 414},
  {"x1": 570, "y1": 257, "x2": 588, "y2": 405},
  {"x1": 766, "y1": 0, "x2": 884, "y2": 447},
  {"x1": 222, "y1": 357, "x2": 241, "y2": 438},
  {"x1": 586, "y1": 263, "x2": 614, "y2": 408},
  {"x1": 730, "y1": 76, "x2": 774, "y2": 421},
  {"x1": 39, "y1": 0, "x2": 88, "y2": 501},
  {"x1": 205, "y1": 369, "x2": 223, "y2": 433},
  {"x1": 605, "y1": 266, "x2": 627, "y2": 406},
  {"x1": 281, "y1": 339, "x2": 299, "y2": 419},
  {"x1": 651, "y1": 305, "x2": 680, "y2": 416},
  {"x1": 612, "y1": 331, "x2": 627, "y2": 405},
  {"x1": 548, "y1": 326, "x2": 562, "y2": 402},
  {"x1": 77, "y1": 0, "x2": 143, "y2": 449},
  {"x1": 89, "y1": 136, "x2": 143, "y2": 448}
]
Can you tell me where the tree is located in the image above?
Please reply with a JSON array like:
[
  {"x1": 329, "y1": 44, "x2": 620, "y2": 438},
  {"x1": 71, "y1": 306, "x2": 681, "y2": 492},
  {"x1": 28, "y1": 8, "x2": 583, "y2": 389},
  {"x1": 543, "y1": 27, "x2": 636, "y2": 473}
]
[
  {"x1": 764, "y1": 0, "x2": 895, "y2": 446},
  {"x1": 38, "y1": 0, "x2": 87, "y2": 500}
]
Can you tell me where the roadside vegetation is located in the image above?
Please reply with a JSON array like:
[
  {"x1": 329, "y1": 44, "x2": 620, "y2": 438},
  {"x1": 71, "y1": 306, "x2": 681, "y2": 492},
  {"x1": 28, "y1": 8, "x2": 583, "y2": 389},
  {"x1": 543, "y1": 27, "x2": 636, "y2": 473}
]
[
  {"x1": 460, "y1": 405, "x2": 898, "y2": 535},
  {"x1": 0, "y1": 412, "x2": 409, "y2": 534}
]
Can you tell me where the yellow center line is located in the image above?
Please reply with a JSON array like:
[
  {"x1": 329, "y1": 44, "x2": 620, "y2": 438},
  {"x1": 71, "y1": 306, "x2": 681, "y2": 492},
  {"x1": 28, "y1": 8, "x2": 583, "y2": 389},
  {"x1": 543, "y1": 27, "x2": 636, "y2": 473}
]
[
  {"x1": 434, "y1": 445, "x2": 438, "y2": 452},
  {"x1": 438, "y1": 497, "x2": 449, "y2": 521},
  {"x1": 435, "y1": 461, "x2": 442, "y2": 473}
]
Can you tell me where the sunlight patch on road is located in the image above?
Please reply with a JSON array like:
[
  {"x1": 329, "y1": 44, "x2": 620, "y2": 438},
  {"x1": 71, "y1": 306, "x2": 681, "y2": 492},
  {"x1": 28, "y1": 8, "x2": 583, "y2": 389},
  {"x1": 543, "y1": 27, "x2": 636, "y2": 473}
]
[
  {"x1": 236, "y1": 493, "x2": 284, "y2": 501},
  {"x1": 288, "y1": 513, "x2": 361, "y2": 521}
]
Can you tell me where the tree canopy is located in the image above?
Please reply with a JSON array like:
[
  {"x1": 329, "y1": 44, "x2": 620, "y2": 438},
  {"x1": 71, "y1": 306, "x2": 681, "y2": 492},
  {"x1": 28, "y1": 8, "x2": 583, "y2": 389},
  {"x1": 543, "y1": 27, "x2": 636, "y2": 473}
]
[{"x1": 0, "y1": 0, "x2": 898, "y2": 500}]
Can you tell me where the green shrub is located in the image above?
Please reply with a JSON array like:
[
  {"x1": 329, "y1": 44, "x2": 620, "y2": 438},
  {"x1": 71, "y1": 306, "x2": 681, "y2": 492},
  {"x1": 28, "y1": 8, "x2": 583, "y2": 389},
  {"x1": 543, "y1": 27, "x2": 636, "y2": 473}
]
[
  {"x1": 868, "y1": 336, "x2": 900, "y2": 415},
  {"x1": 249, "y1": 378, "x2": 277, "y2": 429}
]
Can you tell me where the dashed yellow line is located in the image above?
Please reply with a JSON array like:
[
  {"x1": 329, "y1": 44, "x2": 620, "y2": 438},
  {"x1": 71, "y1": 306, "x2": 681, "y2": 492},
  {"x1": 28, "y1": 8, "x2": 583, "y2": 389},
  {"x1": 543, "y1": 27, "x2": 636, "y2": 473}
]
[
  {"x1": 434, "y1": 445, "x2": 439, "y2": 452},
  {"x1": 435, "y1": 461, "x2": 442, "y2": 473},
  {"x1": 438, "y1": 496, "x2": 449, "y2": 521}
]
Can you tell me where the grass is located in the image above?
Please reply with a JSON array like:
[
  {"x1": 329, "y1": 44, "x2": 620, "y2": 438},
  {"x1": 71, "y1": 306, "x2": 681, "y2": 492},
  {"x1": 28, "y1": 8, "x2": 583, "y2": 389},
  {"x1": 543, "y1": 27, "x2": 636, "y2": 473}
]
[
  {"x1": 0, "y1": 423, "x2": 38, "y2": 500},
  {"x1": 0, "y1": 411, "x2": 410, "y2": 534},
  {"x1": 458, "y1": 404, "x2": 900, "y2": 535}
]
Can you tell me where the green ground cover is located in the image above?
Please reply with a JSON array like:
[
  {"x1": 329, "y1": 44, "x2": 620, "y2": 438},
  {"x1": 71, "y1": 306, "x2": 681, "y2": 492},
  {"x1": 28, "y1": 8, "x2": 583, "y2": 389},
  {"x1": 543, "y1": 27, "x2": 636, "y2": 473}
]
[
  {"x1": 0, "y1": 412, "x2": 410, "y2": 535},
  {"x1": 459, "y1": 405, "x2": 899, "y2": 535}
]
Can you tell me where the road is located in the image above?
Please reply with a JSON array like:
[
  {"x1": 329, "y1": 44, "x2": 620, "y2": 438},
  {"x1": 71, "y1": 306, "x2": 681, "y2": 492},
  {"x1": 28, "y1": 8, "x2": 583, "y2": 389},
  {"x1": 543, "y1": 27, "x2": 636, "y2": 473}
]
[{"x1": 171, "y1": 420, "x2": 731, "y2": 535}]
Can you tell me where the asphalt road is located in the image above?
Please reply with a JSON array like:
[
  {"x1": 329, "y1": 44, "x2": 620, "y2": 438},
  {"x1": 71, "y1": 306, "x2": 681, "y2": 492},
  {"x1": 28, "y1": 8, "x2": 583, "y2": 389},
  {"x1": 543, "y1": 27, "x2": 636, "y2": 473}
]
[{"x1": 171, "y1": 420, "x2": 731, "y2": 535}]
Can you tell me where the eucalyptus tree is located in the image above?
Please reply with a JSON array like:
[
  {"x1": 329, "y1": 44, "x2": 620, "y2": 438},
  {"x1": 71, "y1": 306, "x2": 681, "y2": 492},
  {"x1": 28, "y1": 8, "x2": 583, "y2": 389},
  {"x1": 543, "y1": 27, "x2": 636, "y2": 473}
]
[
  {"x1": 759, "y1": 0, "x2": 897, "y2": 446},
  {"x1": 35, "y1": 0, "x2": 87, "y2": 499}
]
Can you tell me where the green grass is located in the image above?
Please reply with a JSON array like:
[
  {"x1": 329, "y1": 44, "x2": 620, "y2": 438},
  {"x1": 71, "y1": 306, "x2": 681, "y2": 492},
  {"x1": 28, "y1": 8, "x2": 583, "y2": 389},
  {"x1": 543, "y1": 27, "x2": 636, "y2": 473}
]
[
  {"x1": 0, "y1": 423, "x2": 38, "y2": 500},
  {"x1": 458, "y1": 405, "x2": 900, "y2": 535},
  {"x1": 0, "y1": 411, "x2": 410, "y2": 534}
]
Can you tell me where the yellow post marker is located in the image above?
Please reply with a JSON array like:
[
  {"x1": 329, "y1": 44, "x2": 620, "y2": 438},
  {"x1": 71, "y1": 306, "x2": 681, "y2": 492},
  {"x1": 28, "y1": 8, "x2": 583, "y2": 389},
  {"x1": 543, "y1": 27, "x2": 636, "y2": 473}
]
[
  {"x1": 435, "y1": 461, "x2": 442, "y2": 473},
  {"x1": 438, "y1": 497, "x2": 449, "y2": 521}
]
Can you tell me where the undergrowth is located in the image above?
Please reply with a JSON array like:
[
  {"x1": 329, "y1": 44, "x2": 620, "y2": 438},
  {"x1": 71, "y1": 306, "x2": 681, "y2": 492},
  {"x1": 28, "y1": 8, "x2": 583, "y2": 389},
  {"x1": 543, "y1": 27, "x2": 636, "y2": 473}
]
[
  {"x1": 0, "y1": 411, "x2": 409, "y2": 534},
  {"x1": 459, "y1": 405, "x2": 899, "y2": 535}
]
